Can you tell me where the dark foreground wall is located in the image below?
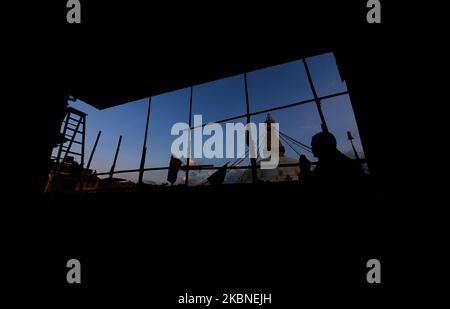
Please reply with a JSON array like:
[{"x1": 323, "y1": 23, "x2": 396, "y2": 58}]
[
  {"x1": 39, "y1": 180, "x2": 407, "y2": 306},
  {"x1": 8, "y1": 1, "x2": 438, "y2": 306}
]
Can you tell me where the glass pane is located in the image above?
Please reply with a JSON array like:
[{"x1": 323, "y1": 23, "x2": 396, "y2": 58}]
[
  {"x1": 305, "y1": 52, "x2": 347, "y2": 97},
  {"x1": 187, "y1": 117, "x2": 251, "y2": 186},
  {"x1": 321, "y1": 94, "x2": 366, "y2": 160},
  {"x1": 186, "y1": 167, "x2": 252, "y2": 186},
  {"x1": 68, "y1": 98, "x2": 149, "y2": 183},
  {"x1": 247, "y1": 103, "x2": 322, "y2": 182},
  {"x1": 247, "y1": 60, "x2": 313, "y2": 113},
  {"x1": 146, "y1": 88, "x2": 190, "y2": 168},
  {"x1": 192, "y1": 74, "x2": 247, "y2": 123}
]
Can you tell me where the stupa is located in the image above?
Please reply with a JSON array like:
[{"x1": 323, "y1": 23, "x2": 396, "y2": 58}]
[{"x1": 239, "y1": 114, "x2": 300, "y2": 183}]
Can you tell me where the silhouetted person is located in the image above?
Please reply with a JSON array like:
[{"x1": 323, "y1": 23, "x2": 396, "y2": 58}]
[
  {"x1": 298, "y1": 154, "x2": 313, "y2": 184},
  {"x1": 309, "y1": 131, "x2": 364, "y2": 186}
]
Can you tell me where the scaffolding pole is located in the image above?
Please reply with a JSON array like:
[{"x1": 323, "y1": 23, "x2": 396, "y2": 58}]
[
  {"x1": 185, "y1": 86, "x2": 193, "y2": 186},
  {"x1": 244, "y1": 73, "x2": 258, "y2": 183},
  {"x1": 302, "y1": 58, "x2": 329, "y2": 132},
  {"x1": 108, "y1": 135, "x2": 123, "y2": 188},
  {"x1": 138, "y1": 97, "x2": 152, "y2": 185}
]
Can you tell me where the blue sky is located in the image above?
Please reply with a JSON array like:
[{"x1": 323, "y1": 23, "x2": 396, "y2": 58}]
[{"x1": 65, "y1": 52, "x2": 364, "y2": 184}]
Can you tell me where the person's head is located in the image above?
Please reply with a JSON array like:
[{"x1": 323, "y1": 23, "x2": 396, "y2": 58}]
[{"x1": 311, "y1": 131, "x2": 337, "y2": 158}]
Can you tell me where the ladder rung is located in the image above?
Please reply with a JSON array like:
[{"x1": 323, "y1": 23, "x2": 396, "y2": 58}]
[
  {"x1": 64, "y1": 150, "x2": 82, "y2": 156},
  {"x1": 68, "y1": 116, "x2": 81, "y2": 122},
  {"x1": 64, "y1": 137, "x2": 82, "y2": 144},
  {"x1": 61, "y1": 149, "x2": 82, "y2": 156},
  {"x1": 66, "y1": 127, "x2": 82, "y2": 133},
  {"x1": 61, "y1": 145, "x2": 80, "y2": 150},
  {"x1": 64, "y1": 121, "x2": 79, "y2": 127}
]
